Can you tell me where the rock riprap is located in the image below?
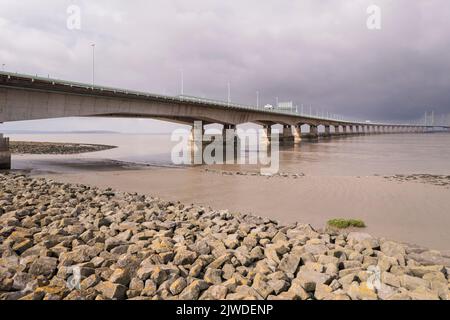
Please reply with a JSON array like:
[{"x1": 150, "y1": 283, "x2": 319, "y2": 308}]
[{"x1": 0, "y1": 173, "x2": 449, "y2": 300}]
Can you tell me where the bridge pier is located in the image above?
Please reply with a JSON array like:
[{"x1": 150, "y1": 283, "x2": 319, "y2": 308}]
[
  {"x1": 261, "y1": 125, "x2": 272, "y2": 145},
  {"x1": 280, "y1": 125, "x2": 295, "y2": 145},
  {"x1": 293, "y1": 125, "x2": 302, "y2": 143},
  {"x1": 0, "y1": 133, "x2": 11, "y2": 170},
  {"x1": 349, "y1": 125, "x2": 354, "y2": 135},
  {"x1": 333, "y1": 125, "x2": 341, "y2": 137},
  {"x1": 190, "y1": 122, "x2": 241, "y2": 164},
  {"x1": 323, "y1": 125, "x2": 331, "y2": 138},
  {"x1": 307, "y1": 125, "x2": 319, "y2": 142},
  {"x1": 222, "y1": 124, "x2": 240, "y2": 162}
]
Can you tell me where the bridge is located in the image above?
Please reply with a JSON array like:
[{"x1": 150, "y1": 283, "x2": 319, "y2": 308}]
[{"x1": 0, "y1": 72, "x2": 449, "y2": 169}]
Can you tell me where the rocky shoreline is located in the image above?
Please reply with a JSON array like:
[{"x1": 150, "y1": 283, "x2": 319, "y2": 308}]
[
  {"x1": 383, "y1": 174, "x2": 450, "y2": 188},
  {"x1": 203, "y1": 168, "x2": 306, "y2": 179},
  {"x1": 0, "y1": 173, "x2": 449, "y2": 300},
  {"x1": 10, "y1": 141, "x2": 117, "y2": 155}
]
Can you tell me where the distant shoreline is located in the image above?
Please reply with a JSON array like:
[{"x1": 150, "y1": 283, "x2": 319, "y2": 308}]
[{"x1": 10, "y1": 141, "x2": 117, "y2": 155}]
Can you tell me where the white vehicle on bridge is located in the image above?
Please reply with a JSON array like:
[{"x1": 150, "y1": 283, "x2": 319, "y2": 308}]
[{"x1": 264, "y1": 104, "x2": 274, "y2": 110}]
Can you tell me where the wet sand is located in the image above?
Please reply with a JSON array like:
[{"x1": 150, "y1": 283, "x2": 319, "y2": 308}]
[{"x1": 41, "y1": 166, "x2": 450, "y2": 251}]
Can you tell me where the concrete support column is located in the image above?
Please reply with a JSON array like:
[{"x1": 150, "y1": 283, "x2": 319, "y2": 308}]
[
  {"x1": 342, "y1": 126, "x2": 348, "y2": 134},
  {"x1": 281, "y1": 125, "x2": 295, "y2": 145},
  {"x1": 222, "y1": 124, "x2": 240, "y2": 161},
  {"x1": 0, "y1": 133, "x2": 11, "y2": 170},
  {"x1": 261, "y1": 125, "x2": 272, "y2": 144},
  {"x1": 190, "y1": 121, "x2": 205, "y2": 163},
  {"x1": 222, "y1": 124, "x2": 237, "y2": 143},
  {"x1": 309, "y1": 125, "x2": 319, "y2": 142},
  {"x1": 324, "y1": 125, "x2": 331, "y2": 138},
  {"x1": 293, "y1": 125, "x2": 302, "y2": 143},
  {"x1": 349, "y1": 125, "x2": 354, "y2": 135},
  {"x1": 334, "y1": 125, "x2": 340, "y2": 136}
]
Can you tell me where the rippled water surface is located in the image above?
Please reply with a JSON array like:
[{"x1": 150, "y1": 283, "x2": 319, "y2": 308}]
[{"x1": 8, "y1": 132, "x2": 450, "y2": 176}]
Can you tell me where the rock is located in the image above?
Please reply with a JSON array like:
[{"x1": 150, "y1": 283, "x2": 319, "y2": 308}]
[
  {"x1": 81, "y1": 274, "x2": 101, "y2": 290},
  {"x1": 29, "y1": 257, "x2": 58, "y2": 278},
  {"x1": 224, "y1": 236, "x2": 239, "y2": 249},
  {"x1": 252, "y1": 274, "x2": 274, "y2": 299},
  {"x1": 204, "y1": 268, "x2": 223, "y2": 285},
  {"x1": 109, "y1": 268, "x2": 130, "y2": 286},
  {"x1": 200, "y1": 285, "x2": 228, "y2": 300},
  {"x1": 151, "y1": 266, "x2": 169, "y2": 285},
  {"x1": 141, "y1": 280, "x2": 157, "y2": 297},
  {"x1": 278, "y1": 253, "x2": 301, "y2": 274},
  {"x1": 222, "y1": 263, "x2": 235, "y2": 280},
  {"x1": 234, "y1": 248, "x2": 252, "y2": 267},
  {"x1": 410, "y1": 265, "x2": 446, "y2": 278},
  {"x1": 129, "y1": 278, "x2": 144, "y2": 291},
  {"x1": 249, "y1": 247, "x2": 264, "y2": 260},
  {"x1": 208, "y1": 254, "x2": 231, "y2": 269},
  {"x1": 408, "y1": 287, "x2": 440, "y2": 300},
  {"x1": 381, "y1": 241, "x2": 406, "y2": 258},
  {"x1": 318, "y1": 255, "x2": 339, "y2": 265},
  {"x1": 407, "y1": 251, "x2": 450, "y2": 268},
  {"x1": 179, "y1": 280, "x2": 205, "y2": 300},
  {"x1": 399, "y1": 275, "x2": 430, "y2": 291},
  {"x1": 346, "y1": 232, "x2": 373, "y2": 243},
  {"x1": 346, "y1": 282, "x2": 378, "y2": 300},
  {"x1": 314, "y1": 283, "x2": 333, "y2": 300},
  {"x1": 302, "y1": 262, "x2": 324, "y2": 273},
  {"x1": 288, "y1": 279, "x2": 310, "y2": 300},
  {"x1": 296, "y1": 270, "x2": 333, "y2": 292},
  {"x1": 173, "y1": 249, "x2": 197, "y2": 265},
  {"x1": 304, "y1": 244, "x2": 328, "y2": 256},
  {"x1": 376, "y1": 283, "x2": 397, "y2": 300},
  {"x1": 136, "y1": 267, "x2": 154, "y2": 281},
  {"x1": 381, "y1": 272, "x2": 401, "y2": 288},
  {"x1": 234, "y1": 285, "x2": 263, "y2": 299},
  {"x1": 169, "y1": 277, "x2": 187, "y2": 295},
  {"x1": 267, "y1": 279, "x2": 289, "y2": 295},
  {"x1": 96, "y1": 281, "x2": 127, "y2": 299},
  {"x1": 377, "y1": 255, "x2": 398, "y2": 272},
  {"x1": 12, "y1": 239, "x2": 33, "y2": 254}
]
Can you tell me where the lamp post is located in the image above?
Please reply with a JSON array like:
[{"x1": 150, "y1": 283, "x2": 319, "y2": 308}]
[
  {"x1": 180, "y1": 69, "x2": 184, "y2": 95},
  {"x1": 256, "y1": 91, "x2": 259, "y2": 108},
  {"x1": 91, "y1": 43, "x2": 95, "y2": 88}
]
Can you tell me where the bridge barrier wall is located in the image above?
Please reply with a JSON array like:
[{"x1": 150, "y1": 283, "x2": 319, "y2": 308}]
[{"x1": 0, "y1": 134, "x2": 11, "y2": 170}]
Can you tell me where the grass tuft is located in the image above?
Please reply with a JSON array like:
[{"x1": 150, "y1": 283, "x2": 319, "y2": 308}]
[{"x1": 327, "y1": 218, "x2": 366, "y2": 229}]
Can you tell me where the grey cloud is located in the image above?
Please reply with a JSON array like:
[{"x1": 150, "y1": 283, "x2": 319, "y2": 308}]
[{"x1": 1, "y1": 0, "x2": 449, "y2": 132}]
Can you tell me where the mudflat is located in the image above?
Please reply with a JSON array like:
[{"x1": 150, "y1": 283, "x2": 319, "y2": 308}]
[{"x1": 41, "y1": 166, "x2": 450, "y2": 251}]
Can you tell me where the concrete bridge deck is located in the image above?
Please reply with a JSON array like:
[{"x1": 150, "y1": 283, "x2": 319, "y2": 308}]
[{"x1": 0, "y1": 71, "x2": 449, "y2": 169}]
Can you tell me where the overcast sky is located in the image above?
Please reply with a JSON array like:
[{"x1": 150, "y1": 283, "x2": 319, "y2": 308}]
[{"x1": 1, "y1": 0, "x2": 449, "y2": 132}]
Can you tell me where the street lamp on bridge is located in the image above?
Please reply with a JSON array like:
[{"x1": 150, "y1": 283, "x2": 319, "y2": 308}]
[{"x1": 91, "y1": 43, "x2": 95, "y2": 88}]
